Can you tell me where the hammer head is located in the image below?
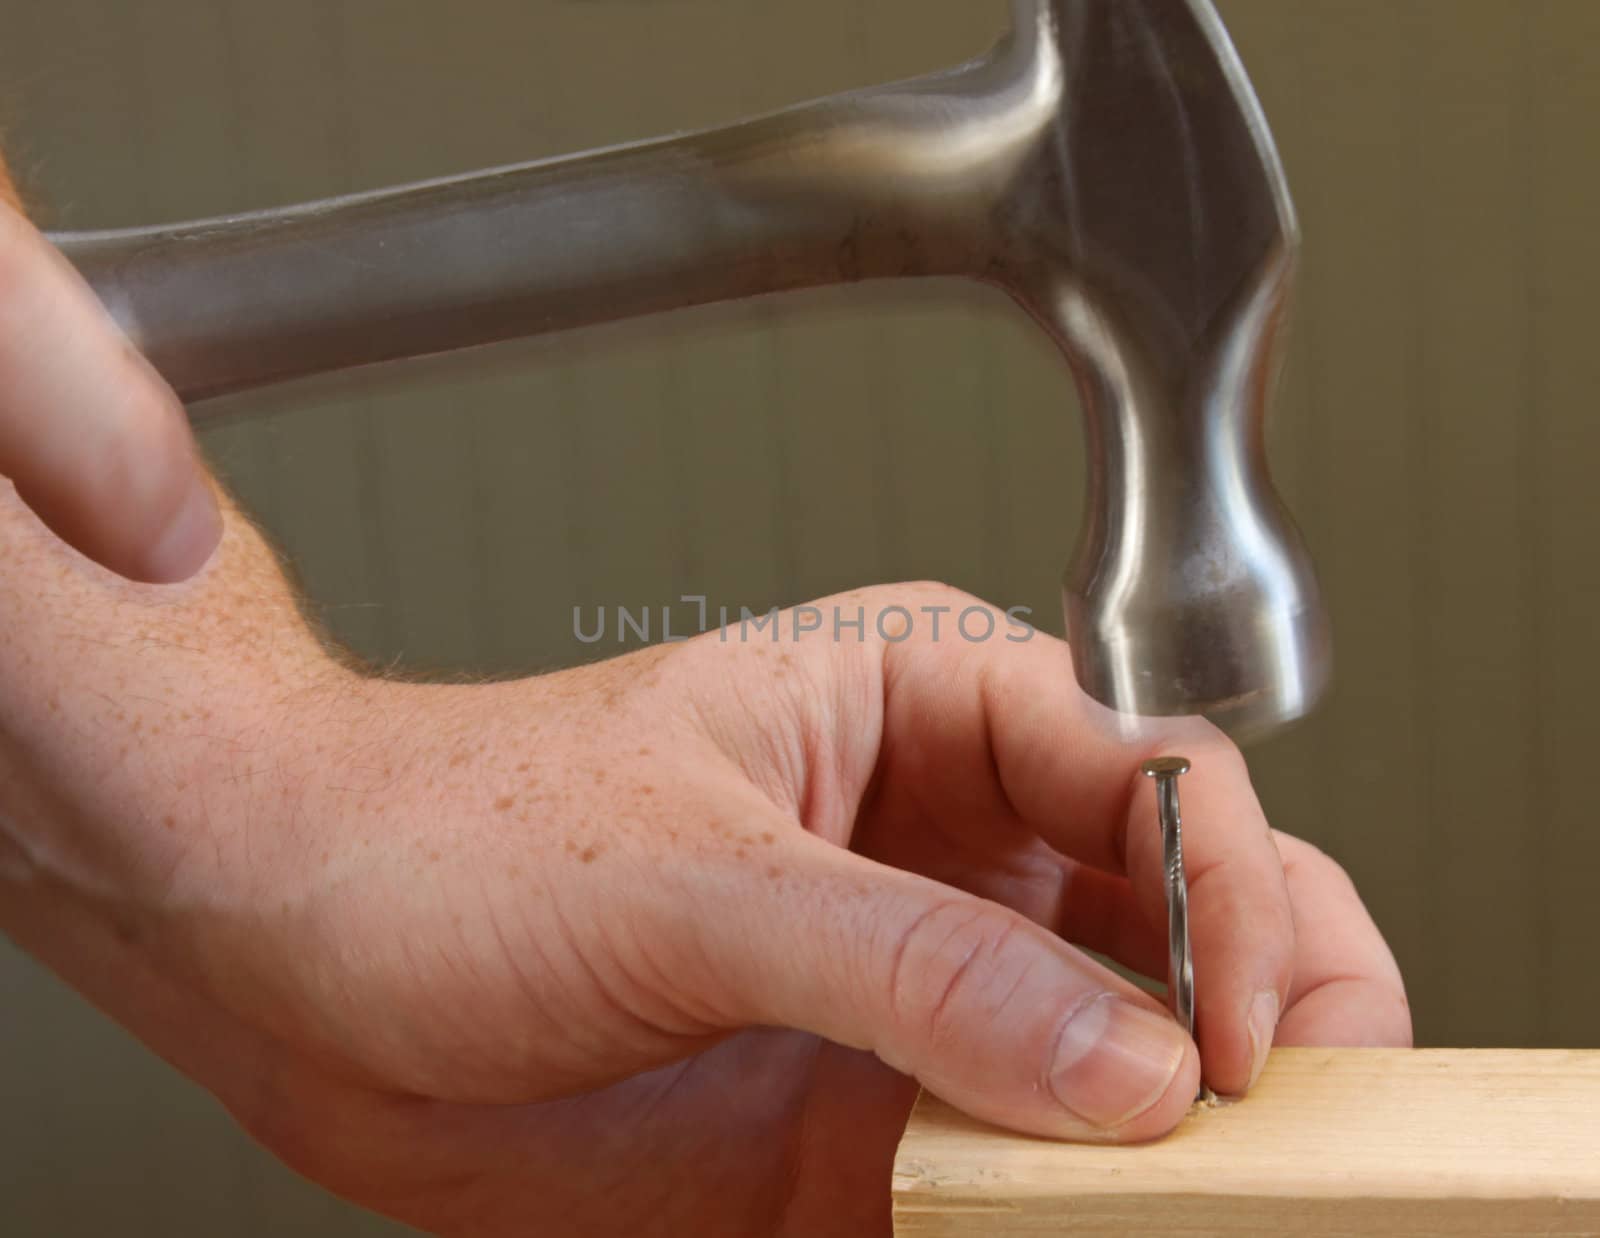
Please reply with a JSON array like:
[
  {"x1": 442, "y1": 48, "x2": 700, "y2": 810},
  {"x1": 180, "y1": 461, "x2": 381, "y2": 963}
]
[{"x1": 988, "y1": 0, "x2": 1331, "y2": 740}]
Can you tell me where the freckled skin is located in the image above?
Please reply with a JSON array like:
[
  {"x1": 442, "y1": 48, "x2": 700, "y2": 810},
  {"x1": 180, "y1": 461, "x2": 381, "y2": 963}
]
[
  {"x1": 0, "y1": 170, "x2": 1409, "y2": 1238},
  {"x1": 0, "y1": 485, "x2": 1410, "y2": 1236}
]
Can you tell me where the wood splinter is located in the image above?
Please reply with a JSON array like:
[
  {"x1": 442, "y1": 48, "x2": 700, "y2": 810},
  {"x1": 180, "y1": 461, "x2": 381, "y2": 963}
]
[{"x1": 892, "y1": 1048, "x2": 1600, "y2": 1237}]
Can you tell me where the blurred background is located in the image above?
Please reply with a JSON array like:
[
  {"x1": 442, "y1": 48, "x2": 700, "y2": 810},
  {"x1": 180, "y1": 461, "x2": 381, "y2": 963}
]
[{"x1": 2, "y1": 0, "x2": 1596, "y2": 1232}]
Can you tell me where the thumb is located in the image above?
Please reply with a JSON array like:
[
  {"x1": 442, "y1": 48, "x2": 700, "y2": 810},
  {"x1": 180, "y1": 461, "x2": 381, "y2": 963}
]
[
  {"x1": 710, "y1": 832, "x2": 1199, "y2": 1142},
  {"x1": 0, "y1": 196, "x2": 220, "y2": 583}
]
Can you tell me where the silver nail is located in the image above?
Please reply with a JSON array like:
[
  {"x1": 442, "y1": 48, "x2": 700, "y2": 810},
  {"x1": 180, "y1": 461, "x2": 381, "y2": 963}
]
[{"x1": 1141, "y1": 756, "x2": 1195, "y2": 1044}]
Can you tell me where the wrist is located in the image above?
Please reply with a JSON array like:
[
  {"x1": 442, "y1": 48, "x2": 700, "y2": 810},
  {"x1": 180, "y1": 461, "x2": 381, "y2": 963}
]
[{"x1": 0, "y1": 487, "x2": 353, "y2": 1003}]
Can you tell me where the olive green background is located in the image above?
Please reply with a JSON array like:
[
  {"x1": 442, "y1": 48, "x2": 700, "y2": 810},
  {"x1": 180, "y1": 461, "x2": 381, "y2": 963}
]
[{"x1": 2, "y1": 1, "x2": 1597, "y2": 1233}]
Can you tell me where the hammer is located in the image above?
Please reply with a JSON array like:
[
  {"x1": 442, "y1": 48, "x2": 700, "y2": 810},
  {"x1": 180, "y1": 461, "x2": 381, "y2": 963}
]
[{"x1": 50, "y1": 0, "x2": 1330, "y2": 742}]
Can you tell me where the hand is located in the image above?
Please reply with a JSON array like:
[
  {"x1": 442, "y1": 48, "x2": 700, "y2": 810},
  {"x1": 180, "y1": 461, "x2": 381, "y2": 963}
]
[
  {"x1": 0, "y1": 190, "x2": 1408, "y2": 1238},
  {"x1": 2, "y1": 569, "x2": 1410, "y2": 1237},
  {"x1": 0, "y1": 160, "x2": 220, "y2": 582}
]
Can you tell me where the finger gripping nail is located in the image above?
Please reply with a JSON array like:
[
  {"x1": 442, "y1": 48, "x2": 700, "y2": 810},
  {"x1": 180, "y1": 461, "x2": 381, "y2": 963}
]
[
  {"x1": 1246, "y1": 989, "x2": 1280, "y2": 1091},
  {"x1": 1049, "y1": 995, "x2": 1187, "y2": 1130}
]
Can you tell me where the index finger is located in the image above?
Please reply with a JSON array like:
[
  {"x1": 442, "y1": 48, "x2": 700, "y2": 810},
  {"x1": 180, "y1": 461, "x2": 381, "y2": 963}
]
[{"x1": 879, "y1": 604, "x2": 1297, "y2": 1096}]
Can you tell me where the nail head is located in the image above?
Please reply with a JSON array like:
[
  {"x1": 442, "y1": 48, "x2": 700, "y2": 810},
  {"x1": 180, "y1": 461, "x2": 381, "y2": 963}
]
[{"x1": 1141, "y1": 755, "x2": 1192, "y2": 778}]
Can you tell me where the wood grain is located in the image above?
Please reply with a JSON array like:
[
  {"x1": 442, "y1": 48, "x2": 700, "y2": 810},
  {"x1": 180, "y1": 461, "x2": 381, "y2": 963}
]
[{"x1": 893, "y1": 1049, "x2": 1600, "y2": 1236}]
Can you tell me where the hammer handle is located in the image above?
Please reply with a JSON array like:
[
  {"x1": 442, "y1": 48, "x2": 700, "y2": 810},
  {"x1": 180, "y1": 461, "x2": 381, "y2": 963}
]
[{"x1": 49, "y1": 64, "x2": 1005, "y2": 407}]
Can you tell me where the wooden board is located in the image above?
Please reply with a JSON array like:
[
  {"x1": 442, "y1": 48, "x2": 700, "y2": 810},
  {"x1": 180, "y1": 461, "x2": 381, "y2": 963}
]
[{"x1": 892, "y1": 1049, "x2": 1600, "y2": 1236}]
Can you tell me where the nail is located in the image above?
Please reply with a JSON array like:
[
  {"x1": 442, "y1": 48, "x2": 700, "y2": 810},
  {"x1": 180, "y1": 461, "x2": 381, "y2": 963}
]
[
  {"x1": 1050, "y1": 995, "x2": 1188, "y2": 1129},
  {"x1": 1246, "y1": 989, "x2": 1279, "y2": 1090},
  {"x1": 1140, "y1": 756, "x2": 1195, "y2": 1040},
  {"x1": 143, "y1": 472, "x2": 222, "y2": 583}
]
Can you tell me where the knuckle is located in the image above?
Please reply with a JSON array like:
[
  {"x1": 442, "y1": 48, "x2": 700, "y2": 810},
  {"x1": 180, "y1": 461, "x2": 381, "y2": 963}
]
[
  {"x1": 903, "y1": 579, "x2": 966, "y2": 601},
  {"x1": 885, "y1": 900, "x2": 1028, "y2": 1052},
  {"x1": 859, "y1": 582, "x2": 1005, "y2": 666},
  {"x1": 1280, "y1": 831, "x2": 1362, "y2": 899},
  {"x1": 862, "y1": 580, "x2": 979, "y2": 615}
]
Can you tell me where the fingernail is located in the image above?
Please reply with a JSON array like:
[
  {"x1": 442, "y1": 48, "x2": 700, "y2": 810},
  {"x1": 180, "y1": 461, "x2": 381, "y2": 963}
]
[
  {"x1": 1246, "y1": 989, "x2": 1280, "y2": 1090},
  {"x1": 144, "y1": 472, "x2": 222, "y2": 583},
  {"x1": 1049, "y1": 995, "x2": 1187, "y2": 1129}
]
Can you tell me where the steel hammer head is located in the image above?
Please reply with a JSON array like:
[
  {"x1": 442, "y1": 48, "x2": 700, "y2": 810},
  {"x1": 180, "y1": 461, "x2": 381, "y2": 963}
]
[{"x1": 982, "y1": 0, "x2": 1331, "y2": 739}]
